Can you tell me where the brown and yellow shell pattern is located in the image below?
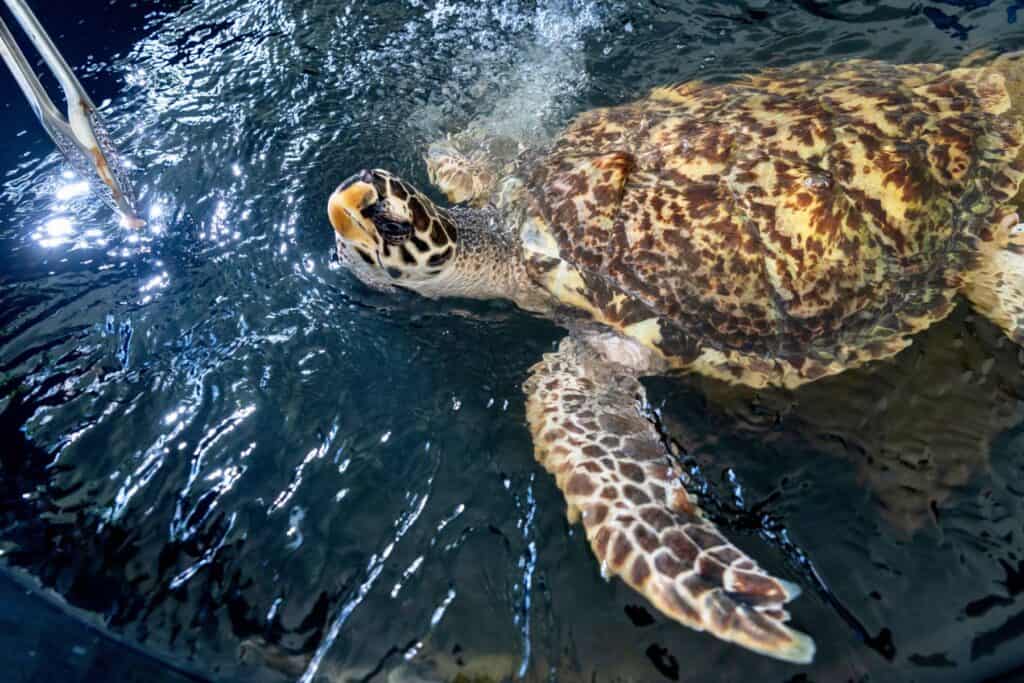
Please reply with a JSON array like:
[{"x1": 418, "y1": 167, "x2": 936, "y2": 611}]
[{"x1": 523, "y1": 57, "x2": 1024, "y2": 388}]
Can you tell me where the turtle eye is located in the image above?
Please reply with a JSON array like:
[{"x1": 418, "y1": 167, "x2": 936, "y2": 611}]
[
  {"x1": 361, "y1": 201, "x2": 412, "y2": 245},
  {"x1": 375, "y1": 218, "x2": 412, "y2": 245}
]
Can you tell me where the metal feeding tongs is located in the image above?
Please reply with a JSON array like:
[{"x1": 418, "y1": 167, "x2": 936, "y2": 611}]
[{"x1": 0, "y1": 0, "x2": 143, "y2": 226}]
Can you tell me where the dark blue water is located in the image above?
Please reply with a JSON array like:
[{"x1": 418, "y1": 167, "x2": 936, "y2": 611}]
[{"x1": 3, "y1": 2, "x2": 1024, "y2": 682}]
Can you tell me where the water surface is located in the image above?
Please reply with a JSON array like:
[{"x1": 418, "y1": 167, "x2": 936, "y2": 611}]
[{"x1": 2, "y1": 1, "x2": 1024, "y2": 681}]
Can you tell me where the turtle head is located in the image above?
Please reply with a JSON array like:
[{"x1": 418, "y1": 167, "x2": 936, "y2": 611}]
[
  {"x1": 328, "y1": 169, "x2": 457, "y2": 290},
  {"x1": 327, "y1": 168, "x2": 547, "y2": 310}
]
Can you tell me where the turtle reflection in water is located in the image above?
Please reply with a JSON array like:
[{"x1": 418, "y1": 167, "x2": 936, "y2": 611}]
[{"x1": 325, "y1": 52, "x2": 1024, "y2": 663}]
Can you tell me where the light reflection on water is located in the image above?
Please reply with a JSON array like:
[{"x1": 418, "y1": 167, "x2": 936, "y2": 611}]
[{"x1": 1, "y1": 1, "x2": 1024, "y2": 682}]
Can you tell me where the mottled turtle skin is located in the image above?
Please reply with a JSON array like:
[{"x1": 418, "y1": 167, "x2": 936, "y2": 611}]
[{"x1": 522, "y1": 57, "x2": 1024, "y2": 388}]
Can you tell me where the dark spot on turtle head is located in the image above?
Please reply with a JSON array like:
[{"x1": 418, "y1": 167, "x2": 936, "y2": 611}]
[
  {"x1": 389, "y1": 179, "x2": 409, "y2": 201},
  {"x1": 408, "y1": 196, "x2": 430, "y2": 232},
  {"x1": 429, "y1": 216, "x2": 455, "y2": 245},
  {"x1": 440, "y1": 215, "x2": 458, "y2": 242},
  {"x1": 428, "y1": 246, "x2": 454, "y2": 267},
  {"x1": 410, "y1": 233, "x2": 430, "y2": 252},
  {"x1": 355, "y1": 249, "x2": 375, "y2": 266}
]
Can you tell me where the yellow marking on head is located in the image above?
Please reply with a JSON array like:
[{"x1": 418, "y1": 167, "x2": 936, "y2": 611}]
[{"x1": 328, "y1": 180, "x2": 378, "y2": 251}]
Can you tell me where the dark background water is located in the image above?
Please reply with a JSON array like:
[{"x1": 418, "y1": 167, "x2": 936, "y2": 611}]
[{"x1": 3, "y1": 1, "x2": 1024, "y2": 682}]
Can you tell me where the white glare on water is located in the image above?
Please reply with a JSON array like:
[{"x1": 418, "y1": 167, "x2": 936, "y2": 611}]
[{"x1": 55, "y1": 181, "x2": 90, "y2": 201}]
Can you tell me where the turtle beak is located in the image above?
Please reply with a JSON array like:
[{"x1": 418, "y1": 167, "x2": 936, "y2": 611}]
[{"x1": 328, "y1": 170, "x2": 379, "y2": 250}]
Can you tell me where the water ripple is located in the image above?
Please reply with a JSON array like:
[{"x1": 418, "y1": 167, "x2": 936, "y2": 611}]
[{"x1": 2, "y1": 1, "x2": 1024, "y2": 682}]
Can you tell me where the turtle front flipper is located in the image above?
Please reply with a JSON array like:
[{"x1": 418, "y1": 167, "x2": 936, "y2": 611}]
[
  {"x1": 524, "y1": 338, "x2": 815, "y2": 664},
  {"x1": 425, "y1": 126, "x2": 523, "y2": 207}
]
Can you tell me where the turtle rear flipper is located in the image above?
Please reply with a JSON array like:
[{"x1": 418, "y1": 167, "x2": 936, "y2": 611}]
[
  {"x1": 524, "y1": 338, "x2": 815, "y2": 664},
  {"x1": 965, "y1": 212, "x2": 1024, "y2": 343}
]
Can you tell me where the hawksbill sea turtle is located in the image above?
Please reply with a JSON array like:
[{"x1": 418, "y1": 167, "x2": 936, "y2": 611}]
[{"x1": 325, "y1": 52, "x2": 1024, "y2": 663}]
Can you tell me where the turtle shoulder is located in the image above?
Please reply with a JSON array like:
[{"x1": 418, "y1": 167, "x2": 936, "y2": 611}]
[{"x1": 522, "y1": 57, "x2": 1024, "y2": 387}]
